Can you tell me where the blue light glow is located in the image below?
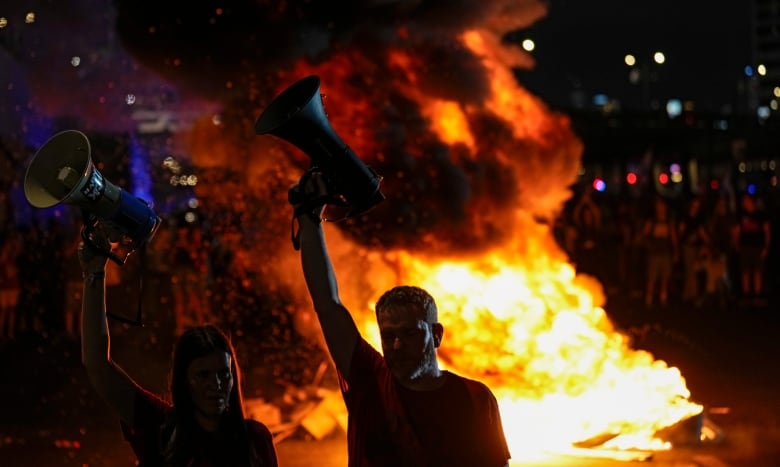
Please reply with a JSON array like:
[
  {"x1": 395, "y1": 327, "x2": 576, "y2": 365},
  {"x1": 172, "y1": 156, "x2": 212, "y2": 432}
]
[{"x1": 128, "y1": 134, "x2": 154, "y2": 207}]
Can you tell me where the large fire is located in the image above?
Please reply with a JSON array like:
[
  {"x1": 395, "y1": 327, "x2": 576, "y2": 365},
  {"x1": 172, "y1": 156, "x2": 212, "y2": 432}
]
[
  {"x1": 183, "y1": 12, "x2": 703, "y2": 464},
  {"x1": 1, "y1": 0, "x2": 709, "y2": 463}
]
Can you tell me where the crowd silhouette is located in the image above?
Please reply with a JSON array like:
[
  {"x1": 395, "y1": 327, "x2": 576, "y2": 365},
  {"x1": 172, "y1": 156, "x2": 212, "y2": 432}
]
[
  {"x1": 558, "y1": 180, "x2": 778, "y2": 312},
  {"x1": 0, "y1": 133, "x2": 778, "y2": 347}
]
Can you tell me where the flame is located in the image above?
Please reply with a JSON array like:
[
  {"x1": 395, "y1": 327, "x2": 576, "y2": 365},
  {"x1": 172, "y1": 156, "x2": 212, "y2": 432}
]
[
  {"x1": 285, "y1": 29, "x2": 703, "y2": 461},
  {"x1": 339, "y1": 215, "x2": 702, "y2": 459},
  {"x1": 182, "y1": 20, "x2": 703, "y2": 464}
]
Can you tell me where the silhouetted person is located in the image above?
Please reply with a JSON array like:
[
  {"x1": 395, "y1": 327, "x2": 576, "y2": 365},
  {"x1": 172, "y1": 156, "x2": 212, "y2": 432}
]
[
  {"x1": 78, "y1": 227, "x2": 278, "y2": 466},
  {"x1": 0, "y1": 231, "x2": 22, "y2": 340},
  {"x1": 292, "y1": 172, "x2": 511, "y2": 467},
  {"x1": 734, "y1": 193, "x2": 771, "y2": 305},
  {"x1": 17, "y1": 223, "x2": 44, "y2": 335},
  {"x1": 615, "y1": 197, "x2": 645, "y2": 298},
  {"x1": 642, "y1": 195, "x2": 678, "y2": 308},
  {"x1": 573, "y1": 201, "x2": 604, "y2": 283},
  {"x1": 703, "y1": 195, "x2": 737, "y2": 308},
  {"x1": 678, "y1": 196, "x2": 709, "y2": 304}
]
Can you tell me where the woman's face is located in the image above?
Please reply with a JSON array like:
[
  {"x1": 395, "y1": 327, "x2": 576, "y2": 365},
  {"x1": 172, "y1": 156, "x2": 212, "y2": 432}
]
[{"x1": 186, "y1": 351, "x2": 234, "y2": 418}]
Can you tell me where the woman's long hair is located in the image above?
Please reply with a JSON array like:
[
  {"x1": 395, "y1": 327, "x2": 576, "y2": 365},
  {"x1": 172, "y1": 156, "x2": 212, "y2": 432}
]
[{"x1": 161, "y1": 324, "x2": 259, "y2": 466}]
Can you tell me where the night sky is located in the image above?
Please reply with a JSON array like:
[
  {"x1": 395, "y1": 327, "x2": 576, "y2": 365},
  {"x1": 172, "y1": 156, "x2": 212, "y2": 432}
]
[
  {"x1": 516, "y1": 0, "x2": 753, "y2": 113},
  {"x1": 0, "y1": 0, "x2": 754, "y2": 138}
]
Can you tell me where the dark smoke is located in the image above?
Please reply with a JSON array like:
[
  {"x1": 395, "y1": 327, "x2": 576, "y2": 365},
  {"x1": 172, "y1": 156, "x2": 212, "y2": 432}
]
[
  {"x1": 112, "y1": 0, "x2": 573, "y2": 252},
  {"x1": 113, "y1": 0, "x2": 545, "y2": 99}
]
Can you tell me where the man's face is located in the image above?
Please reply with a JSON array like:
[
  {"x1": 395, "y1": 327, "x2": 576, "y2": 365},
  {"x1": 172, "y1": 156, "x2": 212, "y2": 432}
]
[
  {"x1": 187, "y1": 351, "x2": 234, "y2": 418},
  {"x1": 377, "y1": 306, "x2": 439, "y2": 382}
]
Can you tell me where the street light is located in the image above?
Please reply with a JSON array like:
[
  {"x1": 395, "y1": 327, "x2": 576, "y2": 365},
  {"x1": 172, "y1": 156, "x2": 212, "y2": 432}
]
[{"x1": 625, "y1": 51, "x2": 665, "y2": 110}]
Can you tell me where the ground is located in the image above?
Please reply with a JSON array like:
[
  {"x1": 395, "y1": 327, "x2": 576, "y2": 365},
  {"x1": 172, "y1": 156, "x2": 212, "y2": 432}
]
[{"x1": 1, "y1": 288, "x2": 779, "y2": 466}]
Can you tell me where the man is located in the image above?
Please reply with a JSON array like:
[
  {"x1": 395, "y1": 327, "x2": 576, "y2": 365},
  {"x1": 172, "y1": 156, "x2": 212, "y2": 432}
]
[{"x1": 293, "y1": 172, "x2": 511, "y2": 467}]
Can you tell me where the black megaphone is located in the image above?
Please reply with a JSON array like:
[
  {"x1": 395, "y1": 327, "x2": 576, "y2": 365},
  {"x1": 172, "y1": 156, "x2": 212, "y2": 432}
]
[{"x1": 254, "y1": 75, "x2": 385, "y2": 217}]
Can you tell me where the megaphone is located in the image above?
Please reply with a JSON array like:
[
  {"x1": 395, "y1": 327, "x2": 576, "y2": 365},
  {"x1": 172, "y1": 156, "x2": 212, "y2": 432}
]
[
  {"x1": 255, "y1": 75, "x2": 385, "y2": 217},
  {"x1": 24, "y1": 130, "x2": 161, "y2": 265}
]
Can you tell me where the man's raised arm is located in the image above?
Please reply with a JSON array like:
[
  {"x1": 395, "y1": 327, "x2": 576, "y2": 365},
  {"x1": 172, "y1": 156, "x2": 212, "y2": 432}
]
[{"x1": 296, "y1": 202, "x2": 360, "y2": 380}]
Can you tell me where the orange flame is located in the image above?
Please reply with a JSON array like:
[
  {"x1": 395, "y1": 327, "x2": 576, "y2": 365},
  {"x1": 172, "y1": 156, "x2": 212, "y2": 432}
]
[{"x1": 336, "y1": 219, "x2": 702, "y2": 459}]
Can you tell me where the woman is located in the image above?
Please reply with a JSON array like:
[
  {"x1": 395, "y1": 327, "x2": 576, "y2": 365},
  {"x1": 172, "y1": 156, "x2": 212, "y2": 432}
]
[{"x1": 79, "y1": 227, "x2": 278, "y2": 466}]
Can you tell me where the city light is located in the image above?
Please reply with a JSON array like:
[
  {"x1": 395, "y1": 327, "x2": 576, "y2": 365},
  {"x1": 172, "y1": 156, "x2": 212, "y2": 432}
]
[
  {"x1": 658, "y1": 173, "x2": 669, "y2": 184},
  {"x1": 592, "y1": 178, "x2": 606, "y2": 192},
  {"x1": 522, "y1": 39, "x2": 535, "y2": 52},
  {"x1": 666, "y1": 99, "x2": 682, "y2": 118},
  {"x1": 624, "y1": 54, "x2": 636, "y2": 66},
  {"x1": 626, "y1": 172, "x2": 637, "y2": 185},
  {"x1": 653, "y1": 51, "x2": 665, "y2": 64}
]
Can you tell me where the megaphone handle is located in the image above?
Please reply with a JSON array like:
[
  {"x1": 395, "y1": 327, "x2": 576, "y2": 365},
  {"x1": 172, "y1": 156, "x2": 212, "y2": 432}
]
[
  {"x1": 106, "y1": 311, "x2": 143, "y2": 326},
  {"x1": 291, "y1": 215, "x2": 302, "y2": 251},
  {"x1": 80, "y1": 223, "x2": 128, "y2": 266}
]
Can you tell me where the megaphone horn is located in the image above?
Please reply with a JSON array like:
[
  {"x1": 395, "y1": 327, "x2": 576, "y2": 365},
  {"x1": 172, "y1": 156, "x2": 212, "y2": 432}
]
[
  {"x1": 255, "y1": 75, "x2": 385, "y2": 216},
  {"x1": 23, "y1": 130, "x2": 161, "y2": 264}
]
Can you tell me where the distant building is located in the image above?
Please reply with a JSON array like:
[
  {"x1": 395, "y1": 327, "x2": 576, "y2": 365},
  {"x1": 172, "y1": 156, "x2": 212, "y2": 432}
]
[{"x1": 751, "y1": 0, "x2": 780, "y2": 112}]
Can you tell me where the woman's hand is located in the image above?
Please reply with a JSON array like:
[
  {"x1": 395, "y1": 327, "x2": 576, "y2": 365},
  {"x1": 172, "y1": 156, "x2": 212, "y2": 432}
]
[{"x1": 78, "y1": 225, "x2": 112, "y2": 274}]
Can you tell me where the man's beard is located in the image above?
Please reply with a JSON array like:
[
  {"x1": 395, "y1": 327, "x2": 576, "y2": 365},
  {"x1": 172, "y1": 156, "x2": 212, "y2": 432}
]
[{"x1": 389, "y1": 340, "x2": 437, "y2": 381}]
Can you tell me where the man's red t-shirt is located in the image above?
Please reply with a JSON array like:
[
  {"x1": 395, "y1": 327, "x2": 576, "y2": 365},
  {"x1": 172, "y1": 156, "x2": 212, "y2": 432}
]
[
  {"x1": 120, "y1": 387, "x2": 278, "y2": 467},
  {"x1": 339, "y1": 337, "x2": 511, "y2": 467}
]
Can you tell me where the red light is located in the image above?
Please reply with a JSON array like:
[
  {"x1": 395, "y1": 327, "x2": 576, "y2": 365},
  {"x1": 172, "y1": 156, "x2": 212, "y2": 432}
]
[
  {"x1": 710, "y1": 179, "x2": 720, "y2": 190},
  {"x1": 659, "y1": 173, "x2": 669, "y2": 185},
  {"x1": 626, "y1": 172, "x2": 637, "y2": 185}
]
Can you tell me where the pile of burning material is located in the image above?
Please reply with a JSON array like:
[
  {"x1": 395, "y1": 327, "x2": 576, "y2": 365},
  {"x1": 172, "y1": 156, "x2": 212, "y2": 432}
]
[{"x1": 244, "y1": 361, "x2": 347, "y2": 443}]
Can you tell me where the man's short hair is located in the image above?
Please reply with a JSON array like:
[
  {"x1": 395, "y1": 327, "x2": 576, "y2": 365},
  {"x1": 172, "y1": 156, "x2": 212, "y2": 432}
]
[{"x1": 375, "y1": 285, "x2": 438, "y2": 323}]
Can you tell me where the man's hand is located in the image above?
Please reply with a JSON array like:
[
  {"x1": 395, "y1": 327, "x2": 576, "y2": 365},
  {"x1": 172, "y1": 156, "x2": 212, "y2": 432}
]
[{"x1": 290, "y1": 170, "x2": 330, "y2": 222}]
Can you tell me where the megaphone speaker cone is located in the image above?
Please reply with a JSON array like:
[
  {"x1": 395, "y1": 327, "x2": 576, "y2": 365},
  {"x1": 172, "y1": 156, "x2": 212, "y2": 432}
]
[
  {"x1": 255, "y1": 75, "x2": 321, "y2": 135},
  {"x1": 24, "y1": 130, "x2": 93, "y2": 208}
]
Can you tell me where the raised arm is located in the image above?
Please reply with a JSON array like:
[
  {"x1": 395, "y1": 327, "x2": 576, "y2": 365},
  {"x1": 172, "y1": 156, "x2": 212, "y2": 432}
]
[
  {"x1": 294, "y1": 175, "x2": 360, "y2": 380},
  {"x1": 79, "y1": 230, "x2": 139, "y2": 425}
]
